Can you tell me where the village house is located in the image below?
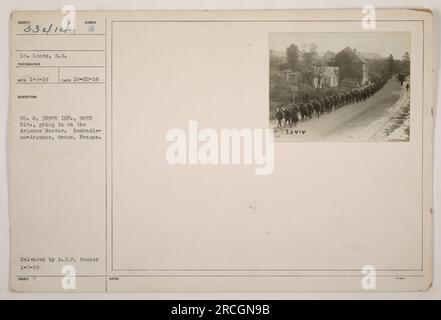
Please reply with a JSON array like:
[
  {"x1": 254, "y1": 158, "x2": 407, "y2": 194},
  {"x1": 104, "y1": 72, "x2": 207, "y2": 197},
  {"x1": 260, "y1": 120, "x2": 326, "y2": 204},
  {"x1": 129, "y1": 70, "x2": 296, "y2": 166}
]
[{"x1": 334, "y1": 46, "x2": 369, "y2": 87}]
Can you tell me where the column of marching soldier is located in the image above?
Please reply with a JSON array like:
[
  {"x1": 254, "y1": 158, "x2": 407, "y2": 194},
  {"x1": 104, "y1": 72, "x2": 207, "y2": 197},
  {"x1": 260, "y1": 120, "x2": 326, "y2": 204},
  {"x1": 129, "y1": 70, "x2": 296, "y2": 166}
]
[{"x1": 275, "y1": 78, "x2": 388, "y2": 128}]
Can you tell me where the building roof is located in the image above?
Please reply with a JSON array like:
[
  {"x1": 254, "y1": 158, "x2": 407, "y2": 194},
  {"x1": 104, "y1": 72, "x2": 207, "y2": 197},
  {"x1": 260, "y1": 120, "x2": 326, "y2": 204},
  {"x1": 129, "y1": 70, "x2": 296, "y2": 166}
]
[
  {"x1": 338, "y1": 46, "x2": 368, "y2": 64},
  {"x1": 353, "y1": 50, "x2": 368, "y2": 64}
]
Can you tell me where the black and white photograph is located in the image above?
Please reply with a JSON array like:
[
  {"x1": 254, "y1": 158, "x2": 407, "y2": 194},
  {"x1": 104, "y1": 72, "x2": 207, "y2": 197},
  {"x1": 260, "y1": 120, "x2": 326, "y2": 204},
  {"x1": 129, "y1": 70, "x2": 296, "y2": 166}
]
[{"x1": 269, "y1": 32, "x2": 411, "y2": 142}]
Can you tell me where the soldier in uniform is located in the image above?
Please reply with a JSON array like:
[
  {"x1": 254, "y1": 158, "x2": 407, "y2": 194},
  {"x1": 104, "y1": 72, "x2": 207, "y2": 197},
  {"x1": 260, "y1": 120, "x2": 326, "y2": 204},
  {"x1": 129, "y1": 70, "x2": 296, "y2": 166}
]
[
  {"x1": 275, "y1": 107, "x2": 283, "y2": 128},
  {"x1": 299, "y1": 103, "x2": 307, "y2": 121},
  {"x1": 312, "y1": 99, "x2": 321, "y2": 118},
  {"x1": 306, "y1": 103, "x2": 313, "y2": 120},
  {"x1": 283, "y1": 107, "x2": 292, "y2": 127},
  {"x1": 290, "y1": 105, "x2": 299, "y2": 127}
]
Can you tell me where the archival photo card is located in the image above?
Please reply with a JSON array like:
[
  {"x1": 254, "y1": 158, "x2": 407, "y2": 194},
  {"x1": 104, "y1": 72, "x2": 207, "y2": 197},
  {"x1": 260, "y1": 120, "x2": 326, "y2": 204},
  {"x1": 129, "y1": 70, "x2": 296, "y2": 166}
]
[{"x1": 8, "y1": 9, "x2": 433, "y2": 292}]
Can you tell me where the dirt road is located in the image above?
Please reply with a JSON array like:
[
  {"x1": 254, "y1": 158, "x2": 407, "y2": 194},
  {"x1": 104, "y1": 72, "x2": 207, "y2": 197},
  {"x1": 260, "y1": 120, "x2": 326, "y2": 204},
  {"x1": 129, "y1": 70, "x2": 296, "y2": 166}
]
[{"x1": 272, "y1": 79, "x2": 406, "y2": 142}]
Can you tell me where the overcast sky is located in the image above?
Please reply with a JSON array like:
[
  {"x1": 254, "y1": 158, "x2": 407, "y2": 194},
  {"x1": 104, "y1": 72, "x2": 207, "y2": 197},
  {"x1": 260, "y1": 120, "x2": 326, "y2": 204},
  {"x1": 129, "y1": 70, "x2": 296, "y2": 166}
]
[{"x1": 269, "y1": 32, "x2": 410, "y2": 59}]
